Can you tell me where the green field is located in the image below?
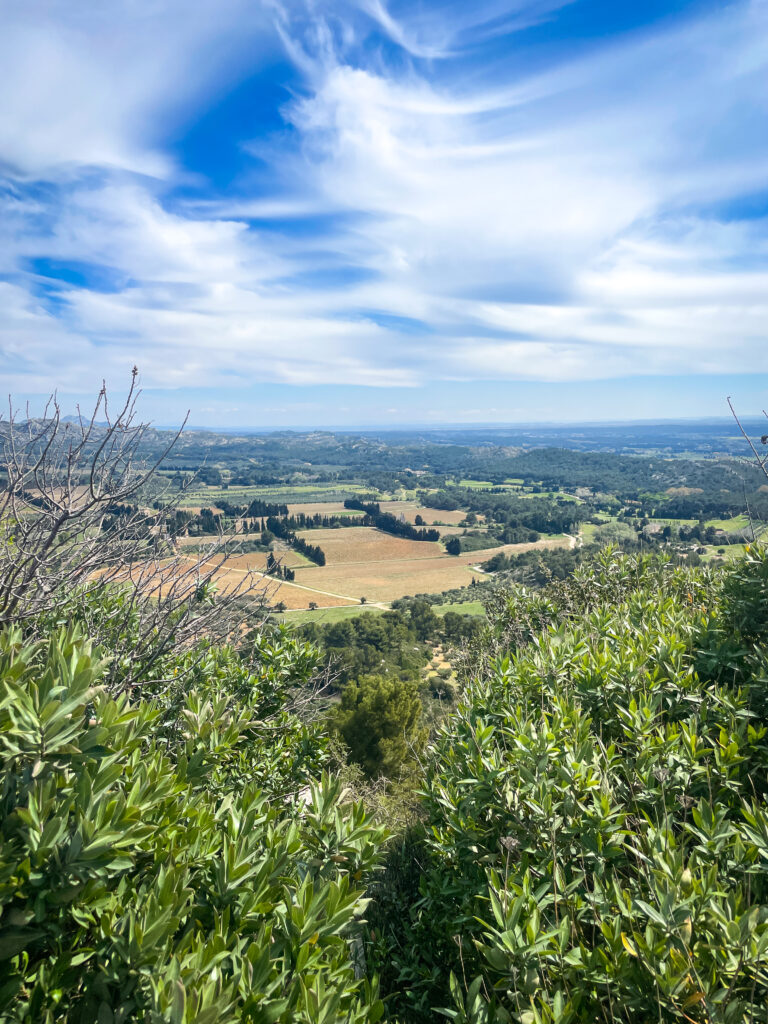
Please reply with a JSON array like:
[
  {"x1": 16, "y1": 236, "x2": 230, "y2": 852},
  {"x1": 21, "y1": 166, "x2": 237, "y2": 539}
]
[
  {"x1": 580, "y1": 517, "x2": 618, "y2": 542},
  {"x1": 703, "y1": 514, "x2": 750, "y2": 531},
  {"x1": 434, "y1": 600, "x2": 485, "y2": 617},
  {"x1": 642, "y1": 514, "x2": 755, "y2": 533},
  {"x1": 177, "y1": 483, "x2": 373, "y2": 507},
  {"x1": 279, "y1": 599, "x2": 485, "y2": 625},
  {"x1": 702, "y1": 543, "x2": 748, "y2": 562},
  {"x1": 510, "y1": 489, "x2": 577, "y2": 501},
  {"x1": 648, "y1": 517, "x2": 698, "y2": 527},
  {"x1": 580, "y1": 522, "x2": 600, "y2": 542},
  {"x1": 280, "y1": 605, "x2": 383, "y2": 626}
]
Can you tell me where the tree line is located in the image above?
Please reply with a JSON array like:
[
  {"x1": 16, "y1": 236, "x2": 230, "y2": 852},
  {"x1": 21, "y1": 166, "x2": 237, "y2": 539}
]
[
  {"x1": 264, "y1": 516, "x2": 327, "y2": 565},
  {"x1": 273, "y1": 511, "x2": 366, "y2": 532},
  {"x1": 427, "y1": 487, "x2": 585, "y2": 535},
  {"x1": 292, "y1": 535, "x2": 326, "y2": 566},
  {"x1": 265, "y1": 552, "x2": 296, "y2": 580},
  {"x1": 344, "y1": 499, "x2": 441, "y2": 542}
]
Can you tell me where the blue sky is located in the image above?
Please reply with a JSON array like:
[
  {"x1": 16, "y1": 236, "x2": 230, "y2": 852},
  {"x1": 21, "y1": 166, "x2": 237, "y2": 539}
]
[{"x1": 1, "y1": 0, "x2": 768, "y2": 427}]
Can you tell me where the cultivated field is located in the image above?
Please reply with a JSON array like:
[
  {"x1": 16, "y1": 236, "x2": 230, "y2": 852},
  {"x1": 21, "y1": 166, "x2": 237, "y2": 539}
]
[
  {"x1": 296, "y1": 527, "x2": 442, "y2": 564},
  {"x1": 176, "y1": 484, "x2": 372, "y2": 508},
  {"x1": 376, "y1": 501, "x2": 467, "y2": 526},
  {"x1": 282, "y1": 606, "x2": 384, "y2": 625},
  {"x1": 207, "y1": 547, "x2": 313, "y2": 572},
  {"x1": 167, "y1": 500, "x2": 570, "y2": 611},
  {"x1": 286, "y1": 503, "x2": 365, "y2": 518},
  {"x1": 173, "y1": 554, "x2": 354, "y2": 610},
  {"x1": 282, "y1": 536, "x2": 565, "y2": 607}
]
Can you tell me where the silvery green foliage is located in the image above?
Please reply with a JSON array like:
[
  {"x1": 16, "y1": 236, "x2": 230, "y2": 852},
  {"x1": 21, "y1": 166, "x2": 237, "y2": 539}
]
[
  {"x1": 370, "y1": 550, "x2": 768, "y2": 1023},
  {"x1": 0, "y1": 624, "x2": 387, "y2": 1023}
]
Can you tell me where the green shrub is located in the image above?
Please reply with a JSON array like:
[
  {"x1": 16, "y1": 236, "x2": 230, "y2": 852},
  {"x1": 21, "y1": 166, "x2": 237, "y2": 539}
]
[
  {"x1": 718, "y1": 542, "x2": 768, "y2": 644},
  {"x1": 331, "y1": 675, "x2": 427, "y2": 779},
  {"x1": 0, "y1": 624, "x2": 387, "y2": 1023},
  {"x1": 369, "y1": 549, "x2": 768, "y2": 1023}
]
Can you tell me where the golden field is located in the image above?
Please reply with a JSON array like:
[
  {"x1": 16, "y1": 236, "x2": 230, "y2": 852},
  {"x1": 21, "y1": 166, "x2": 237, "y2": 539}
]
[
  {"x1": 185, "y1": 524, "x2": 568, "y2": 610},
  {"x1": 376, "y1": 501, "x2": 466, "y2": 525}
]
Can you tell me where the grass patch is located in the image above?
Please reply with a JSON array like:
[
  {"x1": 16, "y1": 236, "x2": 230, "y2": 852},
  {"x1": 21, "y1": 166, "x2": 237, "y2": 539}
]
[
  {"x1": 704, "y1": 514, "x2": 750, "y2": 532},
  {"x1": 701, "y1": 543, "x2": 748, "y2": 562},
  {"x1": 434, "y1": 600, "x2": 485, "y2": 617},
  {"x1": 280, "y1": 605, "x2": 382, "y2": 625},
  {"x1": 280, "y1": 599, "x2": 487, "y2": 624},
  {"x1": 647, "y1": 517, "x2": 698, "y2": 527},
  {"x1": 177, "y1": 483, "x2": 374, "y2": 507},
  {"x1": 449, "y1": 533, "x2": 505, "y2": 553},
  {"x1": 581, "y1": 519, "x2": 617, "y2": 542}
]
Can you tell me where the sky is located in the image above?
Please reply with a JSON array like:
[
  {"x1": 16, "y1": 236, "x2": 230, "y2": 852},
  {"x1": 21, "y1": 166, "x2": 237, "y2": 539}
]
[{"x1": 1, "y1": 0, "x2": 768, "y2": 428}]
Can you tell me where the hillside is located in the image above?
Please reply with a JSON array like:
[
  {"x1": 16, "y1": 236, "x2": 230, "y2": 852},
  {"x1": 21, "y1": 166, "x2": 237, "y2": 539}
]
[
  {"x1": 3, "y1": 396, "x2": 768, "y2": 1022},
  {"x1": 3, "y1": 532, "x2": 768, "y2": 1020}
]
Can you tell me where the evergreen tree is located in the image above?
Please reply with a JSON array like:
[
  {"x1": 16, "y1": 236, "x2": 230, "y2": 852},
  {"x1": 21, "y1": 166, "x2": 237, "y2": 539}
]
[{"x1": 332, "y1": 674, "x2": 426, "y2": 778}]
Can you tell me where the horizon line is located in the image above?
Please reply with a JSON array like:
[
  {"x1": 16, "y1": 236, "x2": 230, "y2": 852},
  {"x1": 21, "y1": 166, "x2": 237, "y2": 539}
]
[{"x1": 151, "y1": 415, "x2": 762, "y2": 434}]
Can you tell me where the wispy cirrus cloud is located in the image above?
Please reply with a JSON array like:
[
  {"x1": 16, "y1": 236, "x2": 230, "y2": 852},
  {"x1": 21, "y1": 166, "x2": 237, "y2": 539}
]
[
  {"x1": 0, "y1": 0, "x2": 272, "y2": 177},
  {"x1": 1, "y1": 0, "x2": 767, "y2": 417},
  {"x1": 354, "y1": 0, "x2": 577, "y2": 58}
]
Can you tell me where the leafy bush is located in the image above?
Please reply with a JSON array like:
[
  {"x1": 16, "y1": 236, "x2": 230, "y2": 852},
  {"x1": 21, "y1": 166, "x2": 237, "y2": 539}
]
[
  {"x1": 0, "y1": 623, "x2": 387, "y2": 1023},
  {"x1": 368, "y1": 549, "x2": 768, "y2": 1023}
]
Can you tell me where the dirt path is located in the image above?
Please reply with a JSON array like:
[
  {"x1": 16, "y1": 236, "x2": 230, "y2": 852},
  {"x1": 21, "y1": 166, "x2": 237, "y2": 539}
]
[
  {"x1": 181, "y1": 556, "x2": 384, "y2": 607},
  {"x1": 181, "y1": 532, "x2": 572, "y2": 610}
]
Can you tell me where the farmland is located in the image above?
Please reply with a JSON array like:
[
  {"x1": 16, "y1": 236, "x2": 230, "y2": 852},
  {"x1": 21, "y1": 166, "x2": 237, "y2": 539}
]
[
  {"x1": 174, "y1": 483, "x2": 374, "y2": 508},
  {"x1": 286, "y1": 502, "x2": 365, "y2": 518},
  {"x1": 132, "y1": 423, "x2": 768, "y2": 621},
  {"x1": 284, "y1": 534, "x2": 567, "y2": 607},
  {"x1": 183, "y1": 509, "x2": 571, "y2": 610},
  {"x1": 295, "y1": 527, "x2": 441, "y2": 564},
  {"x1": 160, "y1": 475, "x2": 760, "y2": 616},
  {"x1": 376, "y1": 501, "x2": 467, "y2": 525}
]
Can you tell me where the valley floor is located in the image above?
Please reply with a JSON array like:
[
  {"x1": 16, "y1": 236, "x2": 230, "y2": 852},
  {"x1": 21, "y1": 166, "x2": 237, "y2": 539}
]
[{"x1": 186, "y1": 523, "x2": 570, "y2": 610}]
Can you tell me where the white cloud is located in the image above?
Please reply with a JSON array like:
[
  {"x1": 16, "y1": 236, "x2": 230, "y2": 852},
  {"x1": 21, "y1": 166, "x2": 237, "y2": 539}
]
[
  {"x1": 269, "y1": 0, "x2": 768, "y2": 375},
  {"x1": 0, "y1": 0, "x2": 273, "y2": 177},
  {"x1": 279, "y1": 0, "x2": 577, "y2": 61},
  {"x1": 2, "y1": 0, "x2": 768, "y2": 400},
  {"x1": 0, "y1": 281, "x2": 107, "y2": 395}
]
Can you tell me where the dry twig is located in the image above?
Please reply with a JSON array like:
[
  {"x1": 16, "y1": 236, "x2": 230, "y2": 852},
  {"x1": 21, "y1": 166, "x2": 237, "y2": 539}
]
[
  {"x1": 727, "y1": 396, "x2": 768, "y2": 482},
  {"x1": 0, "y1": 369, "x2": 272, "y2": 689}
]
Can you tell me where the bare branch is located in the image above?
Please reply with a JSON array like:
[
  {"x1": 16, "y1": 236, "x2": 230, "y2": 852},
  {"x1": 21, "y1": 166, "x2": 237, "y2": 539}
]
[
  {"x1": 0, "y1": 374, "x2": 273, "y2": 691},
  {"x1": 727, "y1": 396, "x2": 768, "y2": 479}
]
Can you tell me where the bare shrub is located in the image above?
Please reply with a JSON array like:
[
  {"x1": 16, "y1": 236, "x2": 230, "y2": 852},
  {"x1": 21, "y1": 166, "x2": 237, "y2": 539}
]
[
  {"x1": 0, "y1": 369, "x2": 271, "y2": 689},
  {"x1": 727, "y1": 396, "x2": 768, "y2": 483}
]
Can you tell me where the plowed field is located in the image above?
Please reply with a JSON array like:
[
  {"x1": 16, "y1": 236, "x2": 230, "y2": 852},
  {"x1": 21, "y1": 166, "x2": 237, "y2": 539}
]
[
  {"x1": 186, "y1": 528, "x2": 567, "y2": 609},
  {"x1": 377, "y1": 501, "x2": 466, "y2": 525}
]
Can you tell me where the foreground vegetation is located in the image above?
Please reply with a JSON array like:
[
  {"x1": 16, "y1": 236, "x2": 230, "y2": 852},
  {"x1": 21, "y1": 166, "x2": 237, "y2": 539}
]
[
  {"x1": 0, "y1": 620, "x2": 388, "y2": 1022},
  {"x1": 4, "y1": 386, "x2": 768, "y2": 1022},
  {"x1": 5, "y1": 538, "x2": 768, "y2": 1021},
  {"x1": 367, "y1": 546, "x2": 768, "y2": 1021}
]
